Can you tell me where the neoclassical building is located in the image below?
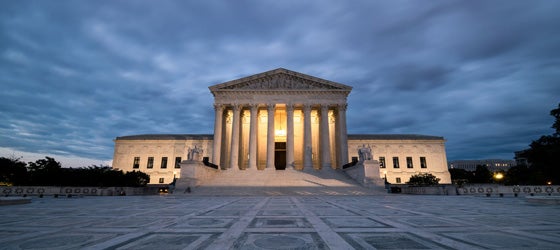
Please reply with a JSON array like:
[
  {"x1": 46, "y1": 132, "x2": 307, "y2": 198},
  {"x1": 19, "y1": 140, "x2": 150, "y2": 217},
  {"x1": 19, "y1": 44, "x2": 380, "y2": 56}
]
[{"x1": 112, "y1": 68, "x2": 451, "y2": 185}]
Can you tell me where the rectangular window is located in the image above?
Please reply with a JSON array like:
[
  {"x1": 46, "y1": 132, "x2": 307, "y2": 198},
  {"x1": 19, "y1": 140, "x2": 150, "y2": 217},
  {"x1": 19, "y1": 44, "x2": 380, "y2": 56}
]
[
  {"x1": 420, "y1": 157, "x2": 427, "y2": 168},
  {"x1": 159, "y1": 177, "x2": 164, "y2": 184},
  {"x1": 406, "y1": 157, "x2": 413, "y2": 168},
  {"x1": 379, "y1": 157, "x2": 386, "y2": 168},
  {"x1": 396, "y1": 177, "x2": 401, "y2": 184},
  {"x1": 161, "y1": 157, "x2": 168, "y2": 169},
  {"x1": 175, "y1": 157, "x2": 182, "y2": 168},
  {"x1": 393, "y1": 157, "x2": 400, "y2": 168},
  {"x1": 133, "y1": 157, "x2": 140, "y2": 169},
  {"x1": 147, "y1": 157, "x2": 154, "y2": 169}
]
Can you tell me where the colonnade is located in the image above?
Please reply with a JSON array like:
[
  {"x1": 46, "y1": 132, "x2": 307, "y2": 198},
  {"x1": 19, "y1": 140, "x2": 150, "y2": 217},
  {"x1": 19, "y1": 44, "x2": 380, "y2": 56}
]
[{"x1": 211, "y1": 103, "x2": 348, "y2": 170}]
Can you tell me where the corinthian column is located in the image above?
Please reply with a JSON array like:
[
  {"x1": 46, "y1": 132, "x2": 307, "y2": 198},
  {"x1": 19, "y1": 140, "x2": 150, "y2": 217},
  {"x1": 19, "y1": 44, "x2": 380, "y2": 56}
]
[
  {"x1": 303, "y1": 104, "x2": 312, "y2": 169},
  {"x1": 248, "y1": 104, "x2": 258, "y2": 169},
  {"x1": 229, "y1": 104, "x2": 241, "y2": 170},
  {"x1": 286, "y1": 104, "x2": 294, "y2": 169},
  {"x1": 320, "y1": 105, "x2": 331, "y2": 169},
  {"x1": 266, "y1": 104, "x2": 276, "y2": 169},
  {"x1": 212, "y1": 104, "x2": 224, "y2": 168},
  {"x1": 336, "y1": 104, "x2": 349, "y2": 168}
]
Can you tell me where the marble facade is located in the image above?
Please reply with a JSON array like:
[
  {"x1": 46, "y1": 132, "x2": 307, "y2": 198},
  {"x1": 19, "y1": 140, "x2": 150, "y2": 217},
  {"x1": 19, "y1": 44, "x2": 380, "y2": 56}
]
[{"x1": 112, "y1": 68, "x2": 451, "y2": 185}]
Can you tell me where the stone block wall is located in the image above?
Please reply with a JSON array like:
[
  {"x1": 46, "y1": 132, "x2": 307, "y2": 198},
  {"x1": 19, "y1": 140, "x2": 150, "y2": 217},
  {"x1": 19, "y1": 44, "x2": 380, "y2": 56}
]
[{"x1": 0, "y1": 186, "x2": 159, "y2": 197}]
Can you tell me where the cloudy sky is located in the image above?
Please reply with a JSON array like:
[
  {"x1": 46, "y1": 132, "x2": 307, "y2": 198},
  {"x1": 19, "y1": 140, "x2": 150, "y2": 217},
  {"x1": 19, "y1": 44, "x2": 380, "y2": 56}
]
[{"x1": 1, "y1": 1, "x2": 559, "y2": 167}]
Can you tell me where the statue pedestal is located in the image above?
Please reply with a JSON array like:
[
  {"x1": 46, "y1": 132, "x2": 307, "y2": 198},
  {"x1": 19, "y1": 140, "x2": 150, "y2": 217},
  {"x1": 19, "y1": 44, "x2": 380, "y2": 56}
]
[
  {"x1": 362, "y1": 160, "x2": 385, "y2": 187},
  {"x1": 174, "y1": 160, "x2": 219, "y2": 193},
  {"x1": 343, "y1": 160, "x2": 385, "y2": 188}
]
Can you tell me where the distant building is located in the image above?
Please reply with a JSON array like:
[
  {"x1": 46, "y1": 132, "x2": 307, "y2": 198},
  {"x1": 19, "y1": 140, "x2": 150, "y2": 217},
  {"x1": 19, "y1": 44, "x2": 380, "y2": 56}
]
[{"x1": 448, "y1": 159, "x2": 516, "y2": 172}]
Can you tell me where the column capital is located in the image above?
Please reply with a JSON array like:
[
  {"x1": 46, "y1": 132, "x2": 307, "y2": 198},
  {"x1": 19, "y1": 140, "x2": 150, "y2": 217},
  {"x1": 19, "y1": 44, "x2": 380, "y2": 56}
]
[
  {"x1": 303, "y1": 104, "x2": 312, "y2": 112},
  {"x1": 267, "y1": 103, "x2": 276, "y2": 111},
  {"x1": 249, "y1": 104, "x2": 259, "y2": 110},
  {"x1": 337, "y1": 104, "x2": 348, "y2": 111},
  {"x1": 213, "y1": 104, "x2": 224, "y2": 111},
  {"x1": 231, "y1": 104, "x2": 242, "y2": 111},
  {"x1": 286, "y1": 103, "x2": 295, "y2": 112}
]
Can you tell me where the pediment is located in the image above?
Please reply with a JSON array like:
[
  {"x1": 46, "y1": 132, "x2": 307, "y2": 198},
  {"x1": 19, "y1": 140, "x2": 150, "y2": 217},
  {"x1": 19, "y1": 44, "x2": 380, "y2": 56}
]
[{"x1": 209, "y1": 68, "x2": 352, "y2": 92}]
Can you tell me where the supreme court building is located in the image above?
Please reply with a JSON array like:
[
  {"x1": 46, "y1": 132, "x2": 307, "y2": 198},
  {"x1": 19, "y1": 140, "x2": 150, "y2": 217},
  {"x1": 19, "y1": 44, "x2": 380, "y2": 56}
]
[{"x1": 112, "y1": 68, "x2": 451, "y2": 185}]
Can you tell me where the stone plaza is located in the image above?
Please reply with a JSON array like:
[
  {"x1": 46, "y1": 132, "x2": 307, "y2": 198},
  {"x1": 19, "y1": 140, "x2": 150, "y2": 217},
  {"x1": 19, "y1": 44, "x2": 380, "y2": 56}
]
[{"x1": 1, "y1": 195, "x2": 559, "y2": 249}]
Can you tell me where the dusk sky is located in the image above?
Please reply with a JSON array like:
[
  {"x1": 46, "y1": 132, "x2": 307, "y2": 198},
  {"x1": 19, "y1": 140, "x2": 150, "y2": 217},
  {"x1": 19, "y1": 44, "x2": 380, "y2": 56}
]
[{"x1": 1, "y1": 1, "x2": 559, "y2": 167}]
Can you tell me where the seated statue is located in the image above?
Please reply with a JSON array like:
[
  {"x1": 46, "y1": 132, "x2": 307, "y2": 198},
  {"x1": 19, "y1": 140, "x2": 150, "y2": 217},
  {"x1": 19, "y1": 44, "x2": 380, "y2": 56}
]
[
  {"x1": 187, "y1": 146, "x2": 204, "y2": 161},
  {"x1": 358, "y1": 144, "x2": 373, "y2": 162}
]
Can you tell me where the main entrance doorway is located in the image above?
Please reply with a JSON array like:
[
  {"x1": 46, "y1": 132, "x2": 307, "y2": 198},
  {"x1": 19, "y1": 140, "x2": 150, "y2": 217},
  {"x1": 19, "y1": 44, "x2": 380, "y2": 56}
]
[{"x1": 275, "y1": 142, "x2": 286, "y2": 170}]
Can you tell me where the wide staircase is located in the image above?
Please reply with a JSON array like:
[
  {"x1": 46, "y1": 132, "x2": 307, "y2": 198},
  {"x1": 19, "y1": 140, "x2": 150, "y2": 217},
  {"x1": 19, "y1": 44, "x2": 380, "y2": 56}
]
[{"x1": 173, "y1": 167, "x2": 387, "y2": 196}]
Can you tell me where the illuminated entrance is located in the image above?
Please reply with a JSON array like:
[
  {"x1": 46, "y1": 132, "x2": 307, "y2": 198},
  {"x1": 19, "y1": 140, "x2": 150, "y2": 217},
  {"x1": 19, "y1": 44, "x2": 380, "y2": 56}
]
[{"x1": 275, "y1": 142, "x2": 286, "y2": 170}]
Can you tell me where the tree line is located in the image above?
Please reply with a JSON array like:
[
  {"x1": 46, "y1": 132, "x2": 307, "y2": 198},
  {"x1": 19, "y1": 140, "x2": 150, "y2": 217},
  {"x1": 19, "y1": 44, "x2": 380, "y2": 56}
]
[
  {"x1": 451, "y1": 103, "x2": 560, "y2": 185},
  {"x1": 0, "y1": 156, "x2": 149, "y2": 187}
]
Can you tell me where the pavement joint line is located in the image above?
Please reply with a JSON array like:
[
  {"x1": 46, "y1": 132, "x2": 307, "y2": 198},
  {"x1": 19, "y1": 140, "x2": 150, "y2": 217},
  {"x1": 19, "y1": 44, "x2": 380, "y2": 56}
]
[
  {"x1": 84, "y1": 197, "x2": 244, "y2": 250},
  {"x1": 205, "y1": 197, "x2": 270, "y2": 249},
  {"x1": 291, "y1": 197, "x2": 355, "y2": 250},
  {"x1": 319, "y1": 197, "x2": 485, "y2": 250},
  {"x1": 502, "y1": 228, "x2": 560, "y2": 244}
]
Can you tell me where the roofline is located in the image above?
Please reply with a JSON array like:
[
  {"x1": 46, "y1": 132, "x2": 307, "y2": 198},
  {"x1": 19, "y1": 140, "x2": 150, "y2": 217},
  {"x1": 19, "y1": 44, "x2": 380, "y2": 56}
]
[
  {"x1": 208, "y1": 68, "x2": 352, "y2": 91},
  {"x1": 348, "y1": 134, "x2": 445, "y2": 140},
  {"x1": 115, "y1": 134, "x2": 214, "y2": 141}
]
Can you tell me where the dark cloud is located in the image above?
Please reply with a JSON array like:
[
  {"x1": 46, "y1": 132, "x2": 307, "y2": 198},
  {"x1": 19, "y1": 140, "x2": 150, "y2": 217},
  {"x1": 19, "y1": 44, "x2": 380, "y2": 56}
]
[{"x1": 1, "y1": 1, "x2": 559, "y2": 166}]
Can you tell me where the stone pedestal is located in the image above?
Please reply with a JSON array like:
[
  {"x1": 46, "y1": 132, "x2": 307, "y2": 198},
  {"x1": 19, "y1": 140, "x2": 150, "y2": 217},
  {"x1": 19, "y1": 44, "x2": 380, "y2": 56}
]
[
  {"x1": 362, "y1": 160, "x2": 385, "y2": 187},
  {"x1": 174, "y1": 160, "x2": 220, "y2": 193},
  {"x1": 343, "y1": 160, "x2": 385, "y2": 188}
]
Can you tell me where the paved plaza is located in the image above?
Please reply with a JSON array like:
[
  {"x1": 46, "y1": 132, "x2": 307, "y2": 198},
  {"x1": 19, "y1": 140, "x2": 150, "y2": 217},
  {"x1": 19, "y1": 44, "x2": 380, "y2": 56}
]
[{"x1": 1, "y1": 195, "x2": 559, "y2": 249}]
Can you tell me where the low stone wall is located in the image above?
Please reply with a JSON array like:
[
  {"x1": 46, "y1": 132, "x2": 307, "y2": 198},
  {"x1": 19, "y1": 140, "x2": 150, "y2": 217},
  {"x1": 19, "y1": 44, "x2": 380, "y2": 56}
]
[
  {"x1": 389, "y1": 184, "x2": 560, "y2": 196},
  {"x1": 458, "y1": 184, "x2": 560, "y2": 197},
  {"x1": 391, "y1": 185, "x2": 454, "y2": 195},
  {"x1": 0, "y1": 186, "x2": 159, "y2": 197}
]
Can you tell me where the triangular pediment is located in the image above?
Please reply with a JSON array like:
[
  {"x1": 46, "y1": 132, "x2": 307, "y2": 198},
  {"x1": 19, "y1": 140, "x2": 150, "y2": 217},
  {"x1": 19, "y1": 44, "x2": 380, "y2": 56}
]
[{"x1": 209, "y1": 68, "x2": 352, "y2": 92}]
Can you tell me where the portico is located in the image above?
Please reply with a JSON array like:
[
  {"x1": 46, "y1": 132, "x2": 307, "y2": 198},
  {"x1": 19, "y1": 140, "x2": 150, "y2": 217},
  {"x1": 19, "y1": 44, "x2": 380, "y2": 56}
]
[{"x1": 209, "y1": 68, "x2": 351, "y2": 171}]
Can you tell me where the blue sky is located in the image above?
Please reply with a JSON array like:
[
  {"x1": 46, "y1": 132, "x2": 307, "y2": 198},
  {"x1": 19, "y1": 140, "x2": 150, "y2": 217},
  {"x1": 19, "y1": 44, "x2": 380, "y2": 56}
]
[{"x1": 1, "y1": 1, "x2": 559, "y2": 167}]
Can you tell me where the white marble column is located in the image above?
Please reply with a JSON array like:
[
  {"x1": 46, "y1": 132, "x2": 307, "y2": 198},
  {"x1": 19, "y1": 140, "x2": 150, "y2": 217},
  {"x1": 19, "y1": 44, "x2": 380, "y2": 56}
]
[
  {"x1": 320, "y1": 105, "x2": 332, "y2": 169},
  {"x1": 248, "y1": 104, "x2": 258, "y2": 169},
  {"x1": 229, "y1": 104, "x2": 241, "y2": 170},
  {"x1": 336, "y1": 104, "x2": 349, "y2": 168},
  {"x1": 266, "y1": 104, "x2": 275, "y2": 169},
  {"x1": 286, "y1": 104, "x2": 294, "y2": 169},
  {"x1": 303, "y1": 104, "x2": 313, "y2": 169},
  {"x1": 212, "y1": 104, "x2": 224, "y2": 167}
]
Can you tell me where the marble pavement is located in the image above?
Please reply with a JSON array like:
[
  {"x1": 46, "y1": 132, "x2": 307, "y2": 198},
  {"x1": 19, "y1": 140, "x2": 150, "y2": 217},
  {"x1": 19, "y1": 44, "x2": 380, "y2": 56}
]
[{"x1": 1, "y1": 195, "x2": 559, "y2": 249}]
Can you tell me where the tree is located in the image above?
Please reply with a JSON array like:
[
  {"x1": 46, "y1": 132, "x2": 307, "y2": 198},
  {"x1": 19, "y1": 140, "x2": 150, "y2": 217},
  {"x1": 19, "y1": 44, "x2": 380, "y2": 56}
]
[
  {"x1": 449, "y1": 168, "x2": 474, "y2": 185},
  {"x1": 27, "y1": 156, "x2": 63, "y2": 186},
  {"x1": 0, "y1": 156, "x2": 28, "y2": 186},
  {"x1": 472, "y1": 165, "x2": 492, "y2": 183},
  {"x1": 123, "y1": 171, "x2": 150, "y2": 187},
  {"x1": 407, "y1": 173, "x2": 440, "y2": 186},
  {"x1": 519, "y1": 103, "x2": 560, "y2": 184}
]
